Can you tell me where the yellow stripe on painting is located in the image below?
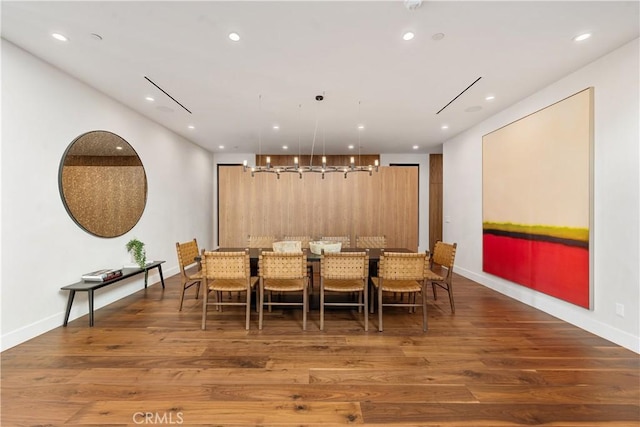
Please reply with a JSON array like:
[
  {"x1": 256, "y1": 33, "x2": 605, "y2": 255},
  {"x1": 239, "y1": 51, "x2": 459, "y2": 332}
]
[{"x1": 483, "y1": 222, "x2": 589, "y2": 243}]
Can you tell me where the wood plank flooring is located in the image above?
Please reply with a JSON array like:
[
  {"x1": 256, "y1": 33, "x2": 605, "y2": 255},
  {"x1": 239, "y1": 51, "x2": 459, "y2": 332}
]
[{"x1": 2, "y1": 272, "x2": 639, "y2": 426}]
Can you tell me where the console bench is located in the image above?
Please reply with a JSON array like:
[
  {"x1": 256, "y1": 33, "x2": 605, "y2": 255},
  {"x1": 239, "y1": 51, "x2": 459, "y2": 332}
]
[{"x1": 61, "y1": 261, "x2": 165, "y2": 327}]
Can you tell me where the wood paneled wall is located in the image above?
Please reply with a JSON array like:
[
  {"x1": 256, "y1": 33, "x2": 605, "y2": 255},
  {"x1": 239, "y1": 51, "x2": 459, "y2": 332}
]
[{"x1": 218, "y1": 166, "x2": 418, "y2": 250}]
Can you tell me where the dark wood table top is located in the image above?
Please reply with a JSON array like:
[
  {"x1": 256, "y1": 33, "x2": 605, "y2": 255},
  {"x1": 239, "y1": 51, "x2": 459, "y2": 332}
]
[{"x1": 215, "y1": 248, "x2": 413, "y2": 261}]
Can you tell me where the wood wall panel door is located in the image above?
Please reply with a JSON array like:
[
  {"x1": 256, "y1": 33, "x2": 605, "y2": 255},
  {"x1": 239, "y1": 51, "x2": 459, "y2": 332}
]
[
  {"x1": 218, "y1": 166, "x2": 419, "y2": 250},
  {"x1": 381, "y1": 167, "x2": 419, "y2": 250},
  {"x1": 429, "y1": 154, "x2": 443, "y2": 250}
]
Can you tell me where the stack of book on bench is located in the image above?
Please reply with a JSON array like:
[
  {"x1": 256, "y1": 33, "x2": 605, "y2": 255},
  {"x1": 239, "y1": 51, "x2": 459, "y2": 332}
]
[{"x1": 81, "y1": 268, "x2": 123, "y2": 282}]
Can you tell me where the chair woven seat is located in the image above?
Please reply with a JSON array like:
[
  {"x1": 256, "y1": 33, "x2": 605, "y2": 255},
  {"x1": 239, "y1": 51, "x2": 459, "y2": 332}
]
[
  {"x1": 176, "y1": 238, "x2": 203, "y2": 311},
  {"x1": 201, "y1": 250, "x2": 257, "y2": 330},
  {"x1": 371, "y1": 251, "x2": 430, "y2": 332},
  {"x1": 258, "y1": 251, "x2": 310, "y2": 330},
  {"x1": 261, "y1": 278, "x2": 306, "y2": 292},
  {"x1": 320, "y1": 251, "x2": 369, "y2": 331},
  {"x1": 323, "y1": 279, "x2": 368, "y2": 293},
  {"x1": 371, "y1": 277, "x2": 422, "y2": 293},
  {"x1": 186, "y1": 270, "x2": 204, "y2": 281},
  {"x1": 428, "y1": 241, "x2": 458, "y2": 313},
  {"x1": 424, "y1": 270, "x2": 444, "y2": 281},
  {"x1": 207, "y1": 278, "x2": 257, "y2": 292}
]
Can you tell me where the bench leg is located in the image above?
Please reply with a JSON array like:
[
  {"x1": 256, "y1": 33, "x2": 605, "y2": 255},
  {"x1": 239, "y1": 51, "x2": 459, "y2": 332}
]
[
  {"x1": 144, "y1": 265, "x2": 166, "y2": 289},
  {"x1": 89, "y1": 289, "x2": 95, "y2": 327},
  {"x1": 63, "y1": 290, "x2": 76, "y2": 327},
  {"x1": 158, "y1": 265, "x2": 165, "y2": 289}
]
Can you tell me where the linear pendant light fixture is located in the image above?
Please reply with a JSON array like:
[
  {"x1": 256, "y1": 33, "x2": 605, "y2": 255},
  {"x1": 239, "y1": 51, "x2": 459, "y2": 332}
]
[{"x1": 243, "y1": 94, "x2": 379, "y2": 179}]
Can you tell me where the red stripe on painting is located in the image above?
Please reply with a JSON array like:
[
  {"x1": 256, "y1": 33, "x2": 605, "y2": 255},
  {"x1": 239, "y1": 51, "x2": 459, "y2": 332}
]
[{"x1": 483, "y1": 234, "x2": 589, "y2": 308}]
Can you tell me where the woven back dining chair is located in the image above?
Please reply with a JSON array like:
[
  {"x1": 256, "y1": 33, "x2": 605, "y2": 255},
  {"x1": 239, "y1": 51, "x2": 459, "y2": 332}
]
[
  {"x1": 175, "y1": 238, "x2": 203, "y2": 311},
  {"x1": 201, "y1": 249, "x2": 258, "y2": 330},
  {"x1": 258, "y1": 251, "x2": 309, "y2": 330},
  {"x1": 247, "y1": 235, "x2": 277, "y2": 249},
  {"x1": 320, "y1": 251, "x2": 369, "y2": 331},
  {"x1": 356, "y1": 236, "x2": 387, "y2": 249},
  {"x1": 426, "y1": 241, "x2": 458, "y2": 313},
  {"x1": 370, "y1": 251, "x2": 430, "y2": 332},
  {"x1": 321, "y1": 236, "x2": 351, "y2": 248},
  {"x1": 283, "y1": 236, "x2": 314, "y2": 287}
]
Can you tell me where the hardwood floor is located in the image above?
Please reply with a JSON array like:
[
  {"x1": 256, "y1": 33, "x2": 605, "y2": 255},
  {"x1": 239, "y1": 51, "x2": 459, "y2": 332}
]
[{"x1": 2, "y1": 272, "x2": 639, "y2": 426}]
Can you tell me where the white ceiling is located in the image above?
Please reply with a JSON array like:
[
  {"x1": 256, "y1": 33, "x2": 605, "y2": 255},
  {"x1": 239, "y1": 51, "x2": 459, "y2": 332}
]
[{"x1": 2, "y1": 1, "x2": 638, "y2": 155}]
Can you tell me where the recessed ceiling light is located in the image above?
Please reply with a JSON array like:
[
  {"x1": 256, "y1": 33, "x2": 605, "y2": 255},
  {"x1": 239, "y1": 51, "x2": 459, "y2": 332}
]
[
  {"x1": 145, "y1": 96, "x2": 155, "y2": 102},
  {"x1": 348, "y1": 145, "x2": 355, "y2": 150},
  {"x1": 188, "y1": 125, "x2": 195, "y2": 129},
  {"x1": 573, "y1": 33, "x2": 591, "y2": 42},
  {"x1": 412, "y1": 145, "x2": 419, "y2": 150},
  {"x1": 432, "y1": 33, "x2": 445, "y2": 41},
  {"x1": 441, "y1": 125, "x2": 449, "y2": 130},
  {"x1": 115, "y1": 146, "x2": 123, "y2": 150},
  {"x1": 273, "y1": 125, "x2": 280, "y2": 130},
  {"x1": 219, "y1": 145, "x2": 225, "y2": 149},
  {"x1": 282, "y1": 145, "x2": 288, "y2": 150},
  {"x1": 485, "y1": 95, "x2": 495, "y2": 101},
  {"x1": 402, "y1": 32, "x2": 415, "y2": 41},
  {"x1": 229, "y1": 32, "x2": 240, "y2": 42},
  {"x1": 90, "y1": 33, "x2": 103, "y2": 41},
  {"x1": 52, "y1": 33, "x2": 68, "y2": 42},
  {"x1": 465, "y1": 105, "x2": 482, "y2": 113},
  {"x1": 358, "y1": 124, "x2": 365, "y2": 130}
]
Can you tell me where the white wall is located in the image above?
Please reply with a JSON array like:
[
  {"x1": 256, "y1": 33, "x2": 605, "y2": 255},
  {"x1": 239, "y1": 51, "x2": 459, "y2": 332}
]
[
  {"x1": 443, "y1": 38, "x2": 640, "y2": 353},
  {"x1": 0, "y1": 40, "x2": 214, "y2": 350}
]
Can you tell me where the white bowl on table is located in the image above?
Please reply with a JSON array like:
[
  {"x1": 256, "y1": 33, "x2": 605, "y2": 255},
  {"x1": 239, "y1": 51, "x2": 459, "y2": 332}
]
[
  {"x1": 272, "y1": 240, "x2": 302, "y2": 253},
  {"x1": 309, "y1": 241, "x2": 342, "y2": 255}
]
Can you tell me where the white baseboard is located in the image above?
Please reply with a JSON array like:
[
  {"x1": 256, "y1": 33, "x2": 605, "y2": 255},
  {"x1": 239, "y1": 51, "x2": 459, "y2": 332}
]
[{"x1": 0, "y1": 269, "x2": 176, "y2": 352}]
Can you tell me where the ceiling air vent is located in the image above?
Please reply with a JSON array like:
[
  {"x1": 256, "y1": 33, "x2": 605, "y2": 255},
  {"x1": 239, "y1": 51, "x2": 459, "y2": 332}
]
[{"x1": 436, "y1": 76, "x2": 482, "y2": 115}]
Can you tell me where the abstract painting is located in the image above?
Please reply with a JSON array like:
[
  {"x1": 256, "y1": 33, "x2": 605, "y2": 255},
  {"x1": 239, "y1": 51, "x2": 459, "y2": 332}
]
[{"x1": 482, "y1": 88, "x2": 593, "y2": 308}]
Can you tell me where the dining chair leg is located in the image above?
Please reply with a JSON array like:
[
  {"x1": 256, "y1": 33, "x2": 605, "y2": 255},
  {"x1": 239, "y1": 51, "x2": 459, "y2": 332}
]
[
  {"x1": 422, "y1": 285, "x2": 428, "y2": 332},
  {"x1": 363, "y1": 286, "x2": 369, "y2": 332},
  {"x1": 303, "y1": 284, "x2": 308, "y2": 331},
  {"x1": 378, "y1": 286, "x2": 384, "y2": 332},
  {"x1": 201, "y1": 284, "x2": 208, "y2": 330},
  {"x1": 447, "y1": 282, "x2": 456, "y2": 313},
  {"x1": 320, "y1": 281, "x2": 325, "y2": 331},
  {"x1": 179, "y1": 283, "x2": 187, "y2": 311},
  {"x1": 370, "y1": 281, "x2": 375, "y2": 314},
  {"x1": 245, "y1": 287, "x2": 251, "y2": 330},
  {"x1": 258, "y1": 280, "x2": 265, "y2": 330}
]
